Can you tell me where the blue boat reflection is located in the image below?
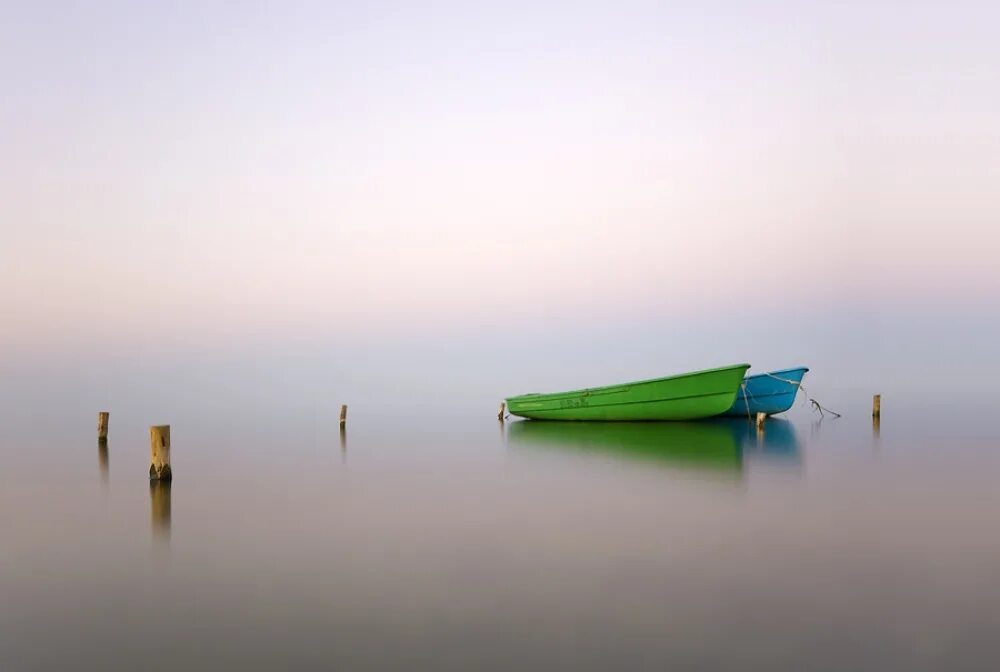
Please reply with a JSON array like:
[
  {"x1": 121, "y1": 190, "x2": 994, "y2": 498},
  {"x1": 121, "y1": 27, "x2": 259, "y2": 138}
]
[{"x1": 709, "y1": 417, "x2": 802, "y2": 466}]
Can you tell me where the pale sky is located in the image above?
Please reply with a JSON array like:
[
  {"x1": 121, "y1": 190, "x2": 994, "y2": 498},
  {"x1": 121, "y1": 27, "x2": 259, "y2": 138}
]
[{"x1": 2, "y1": 1, "x2": 998, "y2": 368}]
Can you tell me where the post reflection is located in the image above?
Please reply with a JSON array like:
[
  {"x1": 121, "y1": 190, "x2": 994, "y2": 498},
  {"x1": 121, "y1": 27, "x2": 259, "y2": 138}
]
[
  {"x1": 723, "y1": 417, "x2": 802, "y2": 467},
  {"x1": 98, "y1": 440, "x2": 109, "y2": 486},
  {"x1": 150, "y1": 480, "x2": 171, "y2": 542}
]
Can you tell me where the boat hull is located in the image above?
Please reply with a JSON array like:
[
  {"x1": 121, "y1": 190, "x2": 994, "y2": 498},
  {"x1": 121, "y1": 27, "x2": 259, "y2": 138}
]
[
  {"x1": 723, "y1": 367, "x2": 809, "y2": 417},
  {"x1": 505, "y1": 364, "x2": 750, "y2": 421}
]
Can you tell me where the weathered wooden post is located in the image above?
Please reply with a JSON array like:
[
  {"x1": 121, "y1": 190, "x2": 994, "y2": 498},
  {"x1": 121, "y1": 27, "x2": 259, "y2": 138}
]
[
  {"x1": 149, "y1": 425, "x2": 172, "y2": 481},
  {"x1": 498, "y1": 402, "x2": 506, "y2": 422},
  {"x1": 97, "y1": 411, "x2": 109, "y2": 442},
  {"x1": 872, "y1": 394, "x2": 881, "y2": 419},
  {"x1": 339, "y1": 405, "x2": 347, "y2": 428},
  {"x1": 755, "y1": 412, "x2": 766, "y2": 430}
]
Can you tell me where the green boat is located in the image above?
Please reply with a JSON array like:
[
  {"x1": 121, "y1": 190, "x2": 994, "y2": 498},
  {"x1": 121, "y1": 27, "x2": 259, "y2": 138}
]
[
  {"x1": 505, "y1": 364, "x2": 751, "y2": 421},
  {"x1": 507, "y1": 420, "x2": 743, "y2": 474}
]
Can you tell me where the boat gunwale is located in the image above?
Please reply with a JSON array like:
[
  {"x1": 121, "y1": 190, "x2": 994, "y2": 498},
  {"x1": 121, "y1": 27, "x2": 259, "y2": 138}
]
[
  {"x1": 743, "y1": 366, "x2": 809, "y2": 381},
  {"x1": 510, "y1": 389, "x2": 742, "y2": 412},
  {"x1": 506, "y1": 363, "x2": 751, "y2": 404}
]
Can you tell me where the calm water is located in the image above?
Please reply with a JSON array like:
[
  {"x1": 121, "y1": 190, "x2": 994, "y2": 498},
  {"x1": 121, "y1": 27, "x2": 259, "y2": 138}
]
[{"x1": 2, "y1": 394, "x2": 999, "y2": 670}]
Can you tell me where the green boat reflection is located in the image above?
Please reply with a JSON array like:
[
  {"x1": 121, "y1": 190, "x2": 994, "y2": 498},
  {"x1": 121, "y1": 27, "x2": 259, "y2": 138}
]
[{"x1": 507, "y1": 420, "x2": 743, "y2": 475}]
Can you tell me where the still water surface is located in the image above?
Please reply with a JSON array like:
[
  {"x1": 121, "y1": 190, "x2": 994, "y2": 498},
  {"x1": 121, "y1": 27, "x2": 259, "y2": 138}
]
[{"x1": 2, "y1": 398, "x2": 999, "y2": 670}]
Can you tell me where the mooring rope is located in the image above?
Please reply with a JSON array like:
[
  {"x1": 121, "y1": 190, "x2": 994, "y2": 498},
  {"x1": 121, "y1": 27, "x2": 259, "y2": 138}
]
[
  {"x1": 809, "y1": 398, "x2": 841, "y2": 418},
  {"x1": 737, "y1": 373, "x2": 799, "y2": 420},
  {"x1": 763, "y1": 373, "x2": 804, "y2": 387},
  {"x1": 739, "y1": 381, "x2": 752, "y2": 418},
  {"x1": 740, "y1": 372, "x2": 841, "y2": 419}
]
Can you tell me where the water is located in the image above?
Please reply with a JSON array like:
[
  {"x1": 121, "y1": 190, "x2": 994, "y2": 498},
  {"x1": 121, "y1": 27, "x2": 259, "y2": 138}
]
[{"x1": 2, "y1": 394, "x2": 999, "y2": 671}]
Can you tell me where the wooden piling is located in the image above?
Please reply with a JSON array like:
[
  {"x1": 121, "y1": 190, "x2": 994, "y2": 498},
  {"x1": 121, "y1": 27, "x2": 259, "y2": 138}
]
[
  {"x1": 872, "y1": 394, "x2": 881, "y2": 419},
  {"x1": 498, "y1": 402, "x2": 506, "y2": 422},
  {"x1": 339, "y1": 405, "x2": 347, "y2": 428},
  {"x1": 149, "y1": 425, "x2": 172, "y2": 482},
  {"x1": 755, "y1": 412, "x2": 766, "y2": 429},
  {"x1": 97, "y1": 411, "x2": 109, "y2": 441}
]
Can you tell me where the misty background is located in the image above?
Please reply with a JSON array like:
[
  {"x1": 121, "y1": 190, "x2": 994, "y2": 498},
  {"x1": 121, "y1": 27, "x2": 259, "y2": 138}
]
[{"x1": 2, "y1": 1, "x2": 998, "y2": 422}]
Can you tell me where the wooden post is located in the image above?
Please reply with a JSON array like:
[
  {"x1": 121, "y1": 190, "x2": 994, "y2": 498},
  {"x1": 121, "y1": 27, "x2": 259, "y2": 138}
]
[
  {"x1": 498, "y1": 402, "x2": 506, "y2": 422},
  {"x1": 149, "y1": 425, "x2": 172, "y2": 482},
  {"x1": 755, "y1": 412, "x2": 766, "y2": 430},
  {"x1": 339, "y1": 405, "x2": 347, "y2": 428},
  {"x1": 97, "y1": 411, "x2": 109, "y2": 441},
  {"x1": 872, "y1": 394, "x2": 881, "y2": 419}
]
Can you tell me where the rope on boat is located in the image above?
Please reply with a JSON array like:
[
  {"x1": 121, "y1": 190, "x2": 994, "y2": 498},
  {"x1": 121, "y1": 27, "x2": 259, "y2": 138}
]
[
  {"x1": 739, "y1": 373, "x2": 841, "y2": 419},
  {"x1": 738, "y1": 373, "x2": 800, "y2": 420},
  {"x1": 739, "y1": 381, "x2": 752, "y2": 418}
]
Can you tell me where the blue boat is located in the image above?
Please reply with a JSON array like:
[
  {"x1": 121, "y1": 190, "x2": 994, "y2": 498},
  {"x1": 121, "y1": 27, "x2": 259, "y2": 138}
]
[{"x1": 723, "y1": 367, "x2": 809, "y2": 417}]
